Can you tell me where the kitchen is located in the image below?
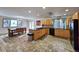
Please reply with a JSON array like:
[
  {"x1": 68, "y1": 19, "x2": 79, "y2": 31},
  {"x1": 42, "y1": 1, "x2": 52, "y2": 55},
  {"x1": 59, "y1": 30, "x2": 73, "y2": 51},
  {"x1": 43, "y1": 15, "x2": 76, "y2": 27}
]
[{"x1": 0, "y1": 7, "x2": 79, "y2": 52}]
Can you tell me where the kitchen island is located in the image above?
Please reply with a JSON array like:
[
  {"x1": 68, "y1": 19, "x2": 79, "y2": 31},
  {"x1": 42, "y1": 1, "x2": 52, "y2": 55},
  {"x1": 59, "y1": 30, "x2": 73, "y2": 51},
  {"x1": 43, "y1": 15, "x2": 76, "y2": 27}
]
[{"x1": 32, "y1": 28, "x2": 49, "y2": 40}]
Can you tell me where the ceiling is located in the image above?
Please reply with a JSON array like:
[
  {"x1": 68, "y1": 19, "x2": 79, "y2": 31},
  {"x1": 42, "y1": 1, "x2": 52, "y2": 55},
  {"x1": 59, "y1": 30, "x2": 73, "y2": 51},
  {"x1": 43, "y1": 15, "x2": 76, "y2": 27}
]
[{"x1": 0, "y1": 7, "x2": 79, "y2": 21}]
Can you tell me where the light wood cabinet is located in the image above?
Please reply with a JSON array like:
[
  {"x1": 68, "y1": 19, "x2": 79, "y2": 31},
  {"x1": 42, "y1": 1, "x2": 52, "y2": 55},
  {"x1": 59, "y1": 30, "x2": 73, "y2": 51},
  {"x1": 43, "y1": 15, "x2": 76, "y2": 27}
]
[
  {"x1": 41, "y1": 20, "x2": 46, "y2": 25},
  {"x1": 55, "y1": 29, "x2": 70, "y2": 39},
  {"x1": 32, "y1": 28, "x2": 49, "y2": 40},
  {"x1": 66, "y1": 16, "x2": 71, "y2": 29},
  {"x1": 41, "y1": 19, "x2": 52, "y2": 26},
  {"x1": 72, "y1": 12, "x2": 79, "y2": 19},
  {"x1": 66, "y1": 16, "x2": 71, "y2": 25},
  {"x1": 46, "y1": 19, "x2": 52, "y2": 25},
  {"x1": 45, "y1": 29, "x2": 49, "y2": 34}
]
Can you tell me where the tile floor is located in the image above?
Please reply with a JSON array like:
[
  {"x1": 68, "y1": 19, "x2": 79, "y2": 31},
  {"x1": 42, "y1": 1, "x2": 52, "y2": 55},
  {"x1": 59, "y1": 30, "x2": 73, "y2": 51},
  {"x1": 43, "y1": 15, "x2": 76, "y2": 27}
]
[{"x1": 0, "y1": 34, "x2": 74, "y2": 52}]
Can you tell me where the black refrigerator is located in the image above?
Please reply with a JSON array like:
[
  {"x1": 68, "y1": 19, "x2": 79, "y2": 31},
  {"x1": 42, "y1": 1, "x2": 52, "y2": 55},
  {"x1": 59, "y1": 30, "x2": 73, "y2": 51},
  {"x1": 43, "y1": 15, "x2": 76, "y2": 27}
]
[{"x1": 70, "y1": 19, "x2": 79, "y2": 51}]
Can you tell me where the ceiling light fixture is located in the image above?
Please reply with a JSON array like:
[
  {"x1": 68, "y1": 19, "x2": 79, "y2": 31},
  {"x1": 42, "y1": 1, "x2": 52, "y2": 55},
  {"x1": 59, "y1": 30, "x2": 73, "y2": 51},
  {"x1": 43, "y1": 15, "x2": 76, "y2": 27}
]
[
  {"x1": 64, "y1": 14, "x2": 66, "y2": 15},
  {"x1": 28, "y1": 10, "x2": 31, "y2": 13},
  {"x1": 65, "y1": 9, "x2": 69, "y2": 12}
]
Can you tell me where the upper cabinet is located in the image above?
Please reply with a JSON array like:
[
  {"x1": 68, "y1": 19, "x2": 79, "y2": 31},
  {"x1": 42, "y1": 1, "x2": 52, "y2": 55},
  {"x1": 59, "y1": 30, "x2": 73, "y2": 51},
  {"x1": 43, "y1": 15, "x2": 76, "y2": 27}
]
[
  {"x1": 41, "y1": 19, "x2": 52, "y2": 26},
  {"x1": 66, "y1": 16, "x2": 71, "y2": 25},
  {"x1": 46, "y1": 19, "x2": 52, "y2": 25},
  {"x1": 66, "y1": 16, "x2": 71, "y2": 29},
  {"x1": 41, "y1": 19, "x2": 46, "y2": 26},
  {"x1": 72, "y1": 12, "x2": 79, "y2": 19}
]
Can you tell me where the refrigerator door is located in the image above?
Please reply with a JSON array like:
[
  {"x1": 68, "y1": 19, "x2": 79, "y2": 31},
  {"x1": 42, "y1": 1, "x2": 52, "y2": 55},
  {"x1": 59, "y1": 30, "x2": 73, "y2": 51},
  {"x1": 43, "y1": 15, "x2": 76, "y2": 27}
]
[{"x1": 70, "y1": 21, "x2": 74, "y2": 47}]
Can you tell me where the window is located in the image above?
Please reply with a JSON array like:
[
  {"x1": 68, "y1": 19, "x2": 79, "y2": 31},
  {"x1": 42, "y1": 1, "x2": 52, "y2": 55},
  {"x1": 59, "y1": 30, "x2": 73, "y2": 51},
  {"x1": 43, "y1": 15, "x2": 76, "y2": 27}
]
[
  {"x1": 18, "y1": 20, "x2": 22, "y2": 27},
  {"x1": 29, "y1": 21, "x2": 36, "y2": 29},
  {"x1": 54, "y1": 19, "x2": 66, "y2": 29},
  {"x1": 10, "y1": 20, "x2": 18, "y2": 27},
  {"x1": 3, "y1": 18, "x2": 19, "y2": 28},
  {"x1": 54, "y1": 20, "x2": 60, "y2": 28},
  {"x1": 3, "y1": 19, "x2": 10, "y2": 28}
]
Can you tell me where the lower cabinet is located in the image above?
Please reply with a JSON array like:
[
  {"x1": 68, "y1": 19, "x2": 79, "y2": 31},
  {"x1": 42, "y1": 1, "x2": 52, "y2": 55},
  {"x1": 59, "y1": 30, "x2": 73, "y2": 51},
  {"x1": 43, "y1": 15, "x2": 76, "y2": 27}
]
[
  {"x1": 54, "y1": 29, "x2": 70, "y2": 39},
  {"x1": 33, "y1": 28, "x2": 49, "y2": 40}
]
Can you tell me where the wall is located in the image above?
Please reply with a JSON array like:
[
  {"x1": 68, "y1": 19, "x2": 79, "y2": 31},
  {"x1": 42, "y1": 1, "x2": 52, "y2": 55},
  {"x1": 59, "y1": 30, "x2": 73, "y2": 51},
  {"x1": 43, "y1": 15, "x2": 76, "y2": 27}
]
[
  {"x1": 21, "y1": 19, "x2": 29, "y2": 28},
  {"x1": 0, "y1": 16, "x2": 8, "y2": 36},
  {"x1": 0, "y1": 16, "x2": 30, "y2": 36},
  {"x1": 0, "y1": 16, "x2": 3, "y2": 28}
]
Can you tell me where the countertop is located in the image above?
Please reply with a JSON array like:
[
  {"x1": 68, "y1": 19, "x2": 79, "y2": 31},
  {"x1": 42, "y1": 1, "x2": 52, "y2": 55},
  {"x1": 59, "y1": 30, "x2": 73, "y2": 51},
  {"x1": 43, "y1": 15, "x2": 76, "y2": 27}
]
[{"x1": 30, "y1": 26, "x2": 54, "y2": 31}]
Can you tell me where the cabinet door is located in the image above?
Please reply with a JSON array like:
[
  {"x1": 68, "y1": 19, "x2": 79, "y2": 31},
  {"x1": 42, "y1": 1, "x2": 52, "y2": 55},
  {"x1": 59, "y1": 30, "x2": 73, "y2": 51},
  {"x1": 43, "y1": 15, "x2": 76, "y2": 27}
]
[
  {"x1": 33, "y1": 32, "x2": 38, "y2": 40},
  {"x1": 46, "y1": 19, "x2": 52, "y2": 25},
  {"x1": 45, "y1": 29, "x2": 49, "y2": 34}
]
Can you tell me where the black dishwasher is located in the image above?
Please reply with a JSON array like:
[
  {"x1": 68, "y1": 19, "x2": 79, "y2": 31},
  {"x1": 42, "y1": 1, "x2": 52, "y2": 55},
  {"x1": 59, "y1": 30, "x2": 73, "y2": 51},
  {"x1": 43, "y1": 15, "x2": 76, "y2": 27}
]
[{"x1": 49, "y1": 28, "x2": 55, "y2": 36}]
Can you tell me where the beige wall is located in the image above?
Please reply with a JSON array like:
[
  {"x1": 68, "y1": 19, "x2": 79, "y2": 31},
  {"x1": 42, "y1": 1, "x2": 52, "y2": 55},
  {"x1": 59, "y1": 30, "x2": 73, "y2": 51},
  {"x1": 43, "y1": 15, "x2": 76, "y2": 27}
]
[
  {"x1": 0, "y1": 16, "x2": 8, "y2": 35},
  {"x1": 0, "y1": 16, "x2": 3, "y2": 28}
]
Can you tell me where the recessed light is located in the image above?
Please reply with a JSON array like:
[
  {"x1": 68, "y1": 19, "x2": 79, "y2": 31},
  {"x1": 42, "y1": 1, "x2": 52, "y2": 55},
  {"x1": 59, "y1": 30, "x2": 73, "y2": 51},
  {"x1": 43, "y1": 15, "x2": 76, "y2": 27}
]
[
  {"x1": 65, "y1": 9, "x2": 69, "y2": 12},
  {"x1": 64, "y1": 14, "x2": 66, "y2": 15},
  {"x1": 28, "y1": 10, "x2": 31, "y2": 13}
]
